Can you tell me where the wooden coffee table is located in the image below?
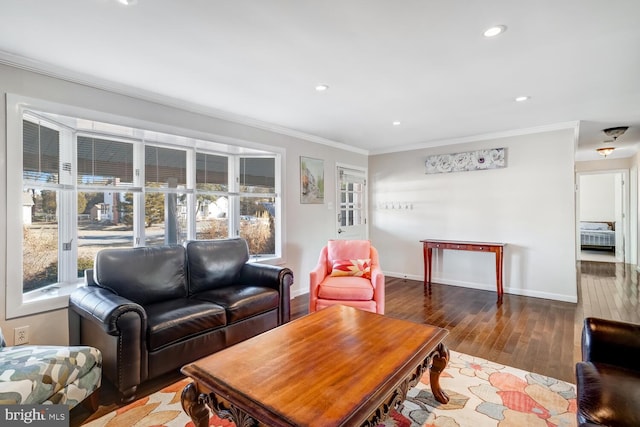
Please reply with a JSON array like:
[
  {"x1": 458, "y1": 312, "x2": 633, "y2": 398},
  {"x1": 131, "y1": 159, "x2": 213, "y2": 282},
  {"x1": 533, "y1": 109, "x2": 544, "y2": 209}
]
[{"x1": 181, "y1": 305, "x2": 449, "y2": 427}]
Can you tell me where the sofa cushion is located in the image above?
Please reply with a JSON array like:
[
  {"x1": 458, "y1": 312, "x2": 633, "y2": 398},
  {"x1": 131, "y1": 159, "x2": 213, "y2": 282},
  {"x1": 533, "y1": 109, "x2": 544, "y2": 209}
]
[
  {"x1": 185, "y1": 239, "x2": 250, "y2": 294},
  {"x1": 94, "y1": 245, "x2": 187, "y2": 305},
  {"x1": 317, "y1": 276, "x2": 374, "y2": 301},
  {"x1": 576, "y1": 361, "x2": 640, "y2": 426},
  {"x1": 145, "y1": 298, "x2": 227, "y2": 351},
  {"x1": 194, "y1": 286, "x2": 279, "y2": 324}
]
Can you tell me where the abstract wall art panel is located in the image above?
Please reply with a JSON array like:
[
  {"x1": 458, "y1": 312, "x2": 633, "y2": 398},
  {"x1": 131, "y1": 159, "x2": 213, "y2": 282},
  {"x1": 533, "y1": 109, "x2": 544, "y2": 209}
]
[{"x1": 425, "y1": 147, "x2": 505, "y2": 174}]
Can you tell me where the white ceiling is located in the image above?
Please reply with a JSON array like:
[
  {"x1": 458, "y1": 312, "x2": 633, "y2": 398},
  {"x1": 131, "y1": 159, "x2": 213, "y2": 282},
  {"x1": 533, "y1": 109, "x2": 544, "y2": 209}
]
[{"x1": 1, "y1": 0, "x2": 639, "y2": 159}]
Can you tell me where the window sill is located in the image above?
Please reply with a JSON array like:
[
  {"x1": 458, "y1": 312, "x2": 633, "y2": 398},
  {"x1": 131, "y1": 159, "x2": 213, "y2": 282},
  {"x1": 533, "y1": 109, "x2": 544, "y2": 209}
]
[
  {"x1": 6, "y1": 281, "x2": 84, "y2": 319},
  {"x1": 23, "y1": 281, "x2": 84, "y2": 304},
  {"x1": 248, "y1": 255, "x2": 284, "y2": 266}
]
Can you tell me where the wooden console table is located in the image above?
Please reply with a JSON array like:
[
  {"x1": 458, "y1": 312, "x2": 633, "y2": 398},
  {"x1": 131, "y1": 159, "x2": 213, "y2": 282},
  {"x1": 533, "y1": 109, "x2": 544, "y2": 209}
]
[{"x1": 421, "y1": 239, "x2": 505, "y2": 302}]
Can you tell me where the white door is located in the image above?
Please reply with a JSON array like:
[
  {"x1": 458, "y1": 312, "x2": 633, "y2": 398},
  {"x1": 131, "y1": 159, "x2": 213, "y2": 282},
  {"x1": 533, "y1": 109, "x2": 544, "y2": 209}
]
[{"x1": 336, "y1": 166, "x2": 367, "y2": 239}]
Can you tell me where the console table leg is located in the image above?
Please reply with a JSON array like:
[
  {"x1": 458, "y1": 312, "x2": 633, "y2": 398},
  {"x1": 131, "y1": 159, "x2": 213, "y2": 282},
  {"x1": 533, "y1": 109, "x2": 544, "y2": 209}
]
[
  {"x1": 423, "y1": 245, "x2": 433, "y2": 293},
  {"x1": 429, "y1": 343, "x2": 450, "y2": 404},
  {"x1": 181, "y1": 382, "x2": 211, "y2": 427},
  {"x1": 495, "y1": 248, "x2": 504, "y2": 303}
]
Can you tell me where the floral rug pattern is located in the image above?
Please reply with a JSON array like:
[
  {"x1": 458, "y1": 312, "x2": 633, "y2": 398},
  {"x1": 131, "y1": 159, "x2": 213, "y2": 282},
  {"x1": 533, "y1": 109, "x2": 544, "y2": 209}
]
[{"x1": 83, "y1": 351, "x2": 577, "y2": 427}]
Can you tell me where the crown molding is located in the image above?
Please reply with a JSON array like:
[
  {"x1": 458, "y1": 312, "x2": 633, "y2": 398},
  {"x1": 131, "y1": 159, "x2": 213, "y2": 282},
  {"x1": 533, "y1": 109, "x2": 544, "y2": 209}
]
[
  {"x1": 370, "y1": 121, "x2": 580, "y2": 155},
  {"x1": 0, "y1": 51, "x2": 368, "y2": 156}
]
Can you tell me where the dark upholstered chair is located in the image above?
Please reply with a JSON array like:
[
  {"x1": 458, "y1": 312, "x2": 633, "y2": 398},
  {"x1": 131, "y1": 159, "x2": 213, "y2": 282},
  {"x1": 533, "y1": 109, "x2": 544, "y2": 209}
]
[{"x1": 576, "y1": 317, "x2": 640, "y2": 427}]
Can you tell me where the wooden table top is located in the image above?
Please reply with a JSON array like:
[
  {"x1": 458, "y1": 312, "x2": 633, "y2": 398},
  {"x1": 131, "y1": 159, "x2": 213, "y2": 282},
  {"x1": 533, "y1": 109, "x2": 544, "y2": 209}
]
[
  {"x1": 181, "y1": 304, "x2": 448, "y2": 427},
  {"x1": 420, "y1": 239, "x2": 505, "y2": 247}
]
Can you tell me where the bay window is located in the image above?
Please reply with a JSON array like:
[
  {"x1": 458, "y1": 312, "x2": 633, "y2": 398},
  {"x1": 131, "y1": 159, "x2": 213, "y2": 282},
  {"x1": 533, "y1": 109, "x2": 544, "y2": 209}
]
[{"x1": 7, "y1": 95, "x2": 282, "y2": 318}]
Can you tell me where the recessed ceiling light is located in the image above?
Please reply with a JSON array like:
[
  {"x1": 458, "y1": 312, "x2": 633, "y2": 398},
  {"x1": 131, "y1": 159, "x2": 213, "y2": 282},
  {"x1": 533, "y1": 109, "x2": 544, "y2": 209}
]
[
  {"x1": 315, "y1": 84, "x2": 329, "y2": 92},
  {"x1": 515, "y1": 96, "x2": 530, "y2": 102},
  {"x1": 392, "y1": 121, "x2": 401, "y2": 126},
  {"x1": 483, "y1": 25, "x2": 507, "y2": 38},
  {"x1": 117, "y1": 0, "x2": 138, "y2": 5}
]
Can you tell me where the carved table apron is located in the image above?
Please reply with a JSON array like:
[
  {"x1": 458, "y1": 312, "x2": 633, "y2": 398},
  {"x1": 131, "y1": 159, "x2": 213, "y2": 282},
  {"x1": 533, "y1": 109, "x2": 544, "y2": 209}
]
[{"x1": 181, "y1": 304, "x2": 449, "y2": 427}]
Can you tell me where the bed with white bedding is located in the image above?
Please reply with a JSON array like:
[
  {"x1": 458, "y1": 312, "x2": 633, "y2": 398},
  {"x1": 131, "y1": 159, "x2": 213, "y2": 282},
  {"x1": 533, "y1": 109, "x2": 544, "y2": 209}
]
[{"x1": 580, "y1": 221, "x2": 615, "y2": 250}]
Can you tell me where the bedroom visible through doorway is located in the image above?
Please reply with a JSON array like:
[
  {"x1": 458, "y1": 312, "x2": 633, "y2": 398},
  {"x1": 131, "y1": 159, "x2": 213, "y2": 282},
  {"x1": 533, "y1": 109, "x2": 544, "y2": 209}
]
[{"x1": 577, "y1": 171, "x2": 626, "y2": 263}]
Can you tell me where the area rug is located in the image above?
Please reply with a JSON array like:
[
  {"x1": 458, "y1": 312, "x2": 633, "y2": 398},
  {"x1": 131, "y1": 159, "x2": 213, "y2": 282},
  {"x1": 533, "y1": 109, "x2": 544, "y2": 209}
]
[{"x1": 82, "y1": 351, "x2": 577, "y2": 427}]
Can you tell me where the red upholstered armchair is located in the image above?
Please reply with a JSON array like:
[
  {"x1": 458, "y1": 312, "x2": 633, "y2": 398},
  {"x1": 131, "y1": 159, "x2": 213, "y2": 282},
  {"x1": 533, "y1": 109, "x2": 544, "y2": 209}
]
[{"x1": 309, "y1": 240, "x2": 385, "y2": 314}]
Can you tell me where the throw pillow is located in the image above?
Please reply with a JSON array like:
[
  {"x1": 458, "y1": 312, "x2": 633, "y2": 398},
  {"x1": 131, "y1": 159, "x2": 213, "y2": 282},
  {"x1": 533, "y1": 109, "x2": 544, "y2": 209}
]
[{"x1": 330, "y1": 259, "x2": 371, "y2": 279}]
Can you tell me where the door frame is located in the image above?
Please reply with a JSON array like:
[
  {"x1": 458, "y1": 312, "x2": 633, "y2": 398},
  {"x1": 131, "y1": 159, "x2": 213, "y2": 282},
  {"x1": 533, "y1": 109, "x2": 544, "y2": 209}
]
[
  {"x1": 575, "y1": 169, "x2": 632, "y2": 263},
  {"x1": 335, "y1": 163, "x2": 368, "y2": 240}
]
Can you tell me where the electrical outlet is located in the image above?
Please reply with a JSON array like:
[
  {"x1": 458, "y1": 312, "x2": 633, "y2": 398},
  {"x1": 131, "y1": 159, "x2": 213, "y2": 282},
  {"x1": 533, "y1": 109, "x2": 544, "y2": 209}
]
[{"x1": 14, "y1": 326, "x2": 29, "y2": 345}]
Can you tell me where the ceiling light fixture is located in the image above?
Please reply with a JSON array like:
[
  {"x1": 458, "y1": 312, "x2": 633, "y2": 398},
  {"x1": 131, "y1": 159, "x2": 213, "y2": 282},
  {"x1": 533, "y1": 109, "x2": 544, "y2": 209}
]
[
  {"x1": 603, "y1": 126, "x2": 629, "y2": 141},
  {"x1": 596, "y1": 147, "x2": 615, "y2": 157},
  {"x1": 315, "y1": 84, "x2": 329, "y2": 92},
  {"x1": 117, "y1": 0, "x2": 138, "y2": 5},
  {"x1": 483, "y1": 25, "x2": 507, "y2": 38},
  {"x1": 392, "y1": 121, "x2": 401, "y2": 126},
  {"x1": 595, "y1": 126, "x2": 629, "y2": 157},
  {"x1": 515, "y1": 96, "x2": 530, "y2": 102}
]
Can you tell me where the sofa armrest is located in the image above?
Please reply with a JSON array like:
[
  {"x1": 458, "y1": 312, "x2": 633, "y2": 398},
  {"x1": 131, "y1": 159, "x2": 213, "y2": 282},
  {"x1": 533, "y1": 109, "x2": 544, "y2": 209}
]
[
  {"x1": 239, "y1": 263, "x2": 294, "y2": 324},
  {"x1": 70, "y1": 286, "x2": 147, "y2": 335},
  {"x1": 70, "y1": 285, "x2": 148, "y2": 397},
  {"x1": 582, "y1": 317, "x2": 640, "y2": 371}
]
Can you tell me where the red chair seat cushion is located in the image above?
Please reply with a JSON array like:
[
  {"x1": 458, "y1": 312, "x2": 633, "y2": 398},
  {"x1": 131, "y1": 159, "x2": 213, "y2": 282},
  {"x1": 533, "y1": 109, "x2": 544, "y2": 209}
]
[{"x1": 317, "y1": 276, "x2": 374, "y2": 301}]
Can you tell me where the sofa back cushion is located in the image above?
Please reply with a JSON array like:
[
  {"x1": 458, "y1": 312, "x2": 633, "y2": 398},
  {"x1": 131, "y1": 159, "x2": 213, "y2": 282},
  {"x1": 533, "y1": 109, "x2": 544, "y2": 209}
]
[
  {"x1": 94, "y1": 245, "x2": 187, "y2": 305},
  {"x1": 185, "y1": 239, "x2": 250, "y2": 294}
]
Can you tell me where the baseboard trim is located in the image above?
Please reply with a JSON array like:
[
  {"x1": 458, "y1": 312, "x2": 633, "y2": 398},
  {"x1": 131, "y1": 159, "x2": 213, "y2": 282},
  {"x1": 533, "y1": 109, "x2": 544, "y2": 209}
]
[{"x1": 383, "y1": 272, "x2": 578, "y2": 303}]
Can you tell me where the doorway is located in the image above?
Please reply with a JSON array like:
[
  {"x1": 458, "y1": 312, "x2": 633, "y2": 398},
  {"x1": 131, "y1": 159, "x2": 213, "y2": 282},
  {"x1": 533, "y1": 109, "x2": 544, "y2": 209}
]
[{"x1": 576, "y1": 170, "x2": 629, "y2": 263}]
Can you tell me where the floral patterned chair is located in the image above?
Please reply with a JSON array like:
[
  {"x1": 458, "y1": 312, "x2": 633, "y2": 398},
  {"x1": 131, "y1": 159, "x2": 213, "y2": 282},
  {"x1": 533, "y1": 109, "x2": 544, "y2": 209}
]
[{"x1": 0, "y1": 327, "x2": 102, "y2": 410}]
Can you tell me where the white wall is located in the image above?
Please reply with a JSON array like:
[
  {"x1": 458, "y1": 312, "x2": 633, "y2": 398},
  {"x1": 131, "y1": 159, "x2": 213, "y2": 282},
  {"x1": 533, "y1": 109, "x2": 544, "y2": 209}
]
[
  {"x1": 579, "y1": 174, "x2": 615, "y2": 221},
  {"x1": 369, "y1": 129, "x2": 578, "y2": 302},
  {"x1": 0, "y1": 63, "x2": 366, "y2": 345}
]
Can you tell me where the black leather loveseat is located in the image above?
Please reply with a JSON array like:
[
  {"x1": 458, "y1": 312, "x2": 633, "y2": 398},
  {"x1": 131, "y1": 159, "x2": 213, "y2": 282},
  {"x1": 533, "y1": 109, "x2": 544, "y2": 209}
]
[
  {"x1": 69, "y1": 238, "x2": 293, "y2": 402},
  {"x1": 576, "y1": 317, "x2": 640, "y2": 427}
]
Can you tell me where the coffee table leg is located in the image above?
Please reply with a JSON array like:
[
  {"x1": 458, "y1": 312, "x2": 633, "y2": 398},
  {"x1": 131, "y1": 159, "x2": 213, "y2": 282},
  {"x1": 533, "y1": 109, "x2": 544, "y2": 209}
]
[
  {"x1": 429, "y1": 343, "x2": 450, "y2": 404},
  {"x1": 181, "y1": 381, "x2": 211, "y2": 427}
]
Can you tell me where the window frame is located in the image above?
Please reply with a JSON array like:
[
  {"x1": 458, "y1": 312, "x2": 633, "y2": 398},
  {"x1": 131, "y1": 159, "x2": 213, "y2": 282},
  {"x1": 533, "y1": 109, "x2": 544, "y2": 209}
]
[{"x1": 6, "y1": 94, "x2": 284, "y2": 319}]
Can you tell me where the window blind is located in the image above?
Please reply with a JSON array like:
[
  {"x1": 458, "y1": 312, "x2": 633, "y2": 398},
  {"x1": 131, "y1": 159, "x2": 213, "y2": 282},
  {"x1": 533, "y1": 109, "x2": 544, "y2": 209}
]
[
  {"x1": 145, "y1": 145, "x2": 187, "y2": 188},
  {"x1": 23, "y1": 120, "x2": 60, "y2": 183},
  {"x1": 196, "y1": 152, "x2": 228, "y2": 191},
  {"x1": 77, "y1": 136, "x2": 134, "y2": 187},
  {"x1": 240, "y1": 158, "x2": 275, "y2": 193}
]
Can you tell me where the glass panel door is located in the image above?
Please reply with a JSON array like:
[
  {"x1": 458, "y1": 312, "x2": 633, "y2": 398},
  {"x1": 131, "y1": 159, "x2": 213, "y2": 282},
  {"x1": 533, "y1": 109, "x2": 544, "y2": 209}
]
[{"x1": 336, "y1": 166, "x2": 367, "y2": 240}]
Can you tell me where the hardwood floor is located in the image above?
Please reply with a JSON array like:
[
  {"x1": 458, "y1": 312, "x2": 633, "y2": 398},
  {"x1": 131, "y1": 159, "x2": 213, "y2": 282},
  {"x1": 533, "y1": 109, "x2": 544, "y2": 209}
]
[{"x1": 73, "y1": 260, "x2": 640, "y2": 426}]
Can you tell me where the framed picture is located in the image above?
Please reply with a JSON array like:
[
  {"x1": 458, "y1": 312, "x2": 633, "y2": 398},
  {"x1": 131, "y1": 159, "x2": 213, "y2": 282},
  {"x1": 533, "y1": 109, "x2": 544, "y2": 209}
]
[{"x1": 300, "y1": 156, "x2": 324, "y2": 204}]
